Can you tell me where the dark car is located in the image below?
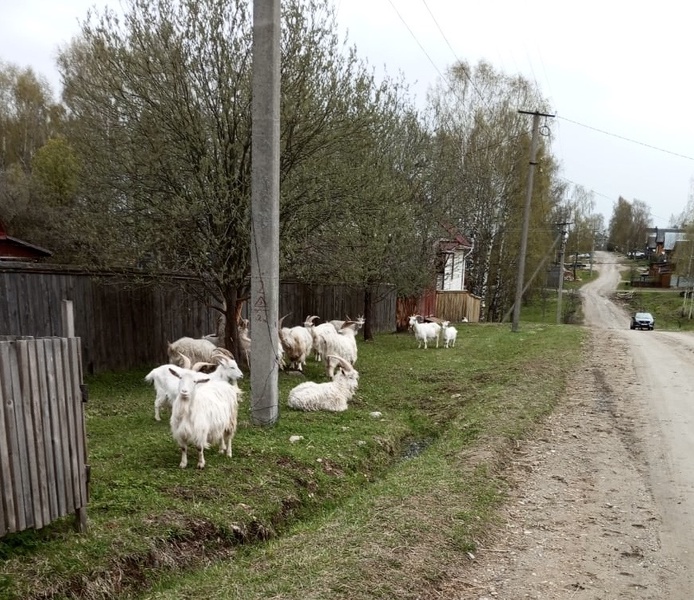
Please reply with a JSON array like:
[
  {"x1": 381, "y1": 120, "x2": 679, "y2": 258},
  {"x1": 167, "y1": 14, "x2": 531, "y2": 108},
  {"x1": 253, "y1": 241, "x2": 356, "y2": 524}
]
[{"x1": 630, "y1": 312, "x2": 654, "y2": 330}]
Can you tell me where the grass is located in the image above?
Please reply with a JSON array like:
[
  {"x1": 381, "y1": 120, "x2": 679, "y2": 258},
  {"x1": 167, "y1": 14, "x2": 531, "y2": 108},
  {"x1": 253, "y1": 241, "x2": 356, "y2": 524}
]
[{"x1": 0, "y1": 322, "x2": 584, "y2": 600}]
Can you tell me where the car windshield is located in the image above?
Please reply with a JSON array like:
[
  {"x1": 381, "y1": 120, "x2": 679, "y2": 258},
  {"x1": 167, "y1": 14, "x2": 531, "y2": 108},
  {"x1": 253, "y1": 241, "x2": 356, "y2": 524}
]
[{"x1": 635, "y1": 313, "x2": 653, "y2": 319}]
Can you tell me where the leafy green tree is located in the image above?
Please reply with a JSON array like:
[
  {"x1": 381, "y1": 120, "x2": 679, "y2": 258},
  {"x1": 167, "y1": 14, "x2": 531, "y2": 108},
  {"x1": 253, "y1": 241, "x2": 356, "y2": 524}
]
[
  {"x1": 427, "y1": 60, "x2": 558, "y2": 321},
  {"x1": 0, "y1": 62, "x2": 69, "y2": 250},
  {"x1": 57, "y1": 0, "x2": 416, "y2": 354},
  {"x1": 608, "y1": 197, "x2": 651, "y2": 255}
]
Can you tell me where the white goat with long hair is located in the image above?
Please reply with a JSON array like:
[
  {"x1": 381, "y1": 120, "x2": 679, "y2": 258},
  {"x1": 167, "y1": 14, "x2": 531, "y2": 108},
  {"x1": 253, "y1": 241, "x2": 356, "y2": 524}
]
[
  {"x1": 287, "y1": 355, "x2": 359, "y2": 412},
  {"x1": 167, "y1": 336, "x2": 217, "y2": 366},
  {"x1": 321, "y1": 321, "x2": 359, "y2": 378},
  {"x1": 278, "y1": 315, "x2": 314, "y2": 372},
  {"x1": 408, "y1": 315, "x2": 441, "y2": 349},
  {"x1": 441, "y1": 321, "x2": 457, "y2": 348},
  {"x1": 146, "y1": 349, "x2": 243, "y2": 421},
  {"x1": 168, "y1": 364, "x2": 241, "y2": 469},
  {"x1": 304, "y1": 315, "x2": 338, "y2": 362}
]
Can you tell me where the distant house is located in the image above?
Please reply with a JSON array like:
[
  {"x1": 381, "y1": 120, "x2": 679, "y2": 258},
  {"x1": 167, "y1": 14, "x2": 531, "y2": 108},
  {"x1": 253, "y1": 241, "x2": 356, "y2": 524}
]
[
  {"x1": 0, "y1": 221, "x2": 52, "y2": 261},
  {"x1": 646, "y1": 227, "x2": 686, "y2": 259},
  {"x1": 435, "y1": 225, "x2": 474, "y2": 291}
]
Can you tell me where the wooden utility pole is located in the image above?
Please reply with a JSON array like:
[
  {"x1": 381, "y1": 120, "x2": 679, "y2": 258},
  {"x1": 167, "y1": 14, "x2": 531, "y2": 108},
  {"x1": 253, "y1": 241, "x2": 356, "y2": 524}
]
[
  {"x1": 250, "y1": 0, "x2": 280, "y2": 425},
  {"x1": 511, "y1": 110, "x2": 555, "y2": 332}
]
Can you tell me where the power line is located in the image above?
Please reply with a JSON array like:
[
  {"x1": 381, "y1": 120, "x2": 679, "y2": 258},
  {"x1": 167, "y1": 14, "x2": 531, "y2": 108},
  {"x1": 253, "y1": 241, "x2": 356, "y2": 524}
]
[
  {"x1": 557, "y1": 115, "x2": 694, "y2": 161},
  {"x1": 385, "y1": 0, "x2": 445, "y2": 81}
]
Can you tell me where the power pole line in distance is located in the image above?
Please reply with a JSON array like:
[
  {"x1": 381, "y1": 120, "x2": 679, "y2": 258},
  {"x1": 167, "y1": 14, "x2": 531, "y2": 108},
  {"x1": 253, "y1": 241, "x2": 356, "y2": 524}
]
[{"x1": 512, "y1": 109, "x2": 555, "y2": 333}]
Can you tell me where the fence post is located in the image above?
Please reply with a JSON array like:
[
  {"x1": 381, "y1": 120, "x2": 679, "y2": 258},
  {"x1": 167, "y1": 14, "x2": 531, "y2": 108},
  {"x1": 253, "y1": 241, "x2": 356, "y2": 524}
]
[{"x1": 61, "y1": 300, "x2": 75, "y2": 338}]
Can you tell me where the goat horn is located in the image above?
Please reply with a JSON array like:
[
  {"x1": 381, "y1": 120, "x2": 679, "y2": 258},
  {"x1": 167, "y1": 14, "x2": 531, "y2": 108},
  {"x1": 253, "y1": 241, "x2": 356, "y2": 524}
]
[
  {"x1": 212, "y1": 347, "x2": 235, "y2": 360},
  {"x1": 327, "y1": 354, "x2": 353, "y2": 371},
  {"x1": 192, "y1": 361, "x2": 215, "y2": 372},
  {"x1": 177, "y1": 352, "x2": 192, "y2": 369},
  {"x1": 279, "y1": 313, "x2": 291, "y2": 328}
]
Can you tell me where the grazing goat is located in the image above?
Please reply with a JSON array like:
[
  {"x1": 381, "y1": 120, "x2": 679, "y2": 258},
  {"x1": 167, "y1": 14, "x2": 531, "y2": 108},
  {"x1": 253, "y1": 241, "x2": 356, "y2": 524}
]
[
  {"x1": 146, "y1": 349, "x2": 243, "y2": 421},
  {"x1": 408, "y1": 315, "x2": 441, "y2": 349},
  {"x1": 168, "y1": 365, "x2": 241, "y2": 469},
  {"x1": 287, "y1": 355, "x2": 359, "y2": 412},
  {"x1": 441, "y1": 321, "x2": 457, "y2": 348},
  {"x1": 278, "y1": 315, "x2": 314, "y2": 371},
  {"x1": 167, "y1": 336, "x2": 217, "y2": 367}
]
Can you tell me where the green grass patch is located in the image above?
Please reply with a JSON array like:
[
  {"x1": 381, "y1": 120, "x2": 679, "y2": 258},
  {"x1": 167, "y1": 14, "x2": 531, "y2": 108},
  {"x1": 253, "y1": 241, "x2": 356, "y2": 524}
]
[{"x1": 0, "y1": 323, "x2": 584, "y2": 600}]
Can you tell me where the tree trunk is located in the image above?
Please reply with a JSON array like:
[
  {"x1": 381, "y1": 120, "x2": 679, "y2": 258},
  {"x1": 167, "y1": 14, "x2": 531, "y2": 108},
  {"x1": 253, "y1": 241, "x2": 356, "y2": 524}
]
[{"x1": 363, "y1": 287, "x2": 374, "y2": 341}]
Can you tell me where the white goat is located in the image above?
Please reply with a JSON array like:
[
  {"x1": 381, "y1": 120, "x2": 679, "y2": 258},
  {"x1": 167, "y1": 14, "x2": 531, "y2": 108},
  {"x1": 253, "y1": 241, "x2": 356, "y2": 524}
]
[
  {"x1": 278, "y1": 315, "x2": 313, "y2": 371},
  {"x1": 329, "y1": 315, "x2": 365, "y2": 332},
  {"x1": 304, "y1": 315, "x2": 338, "y2": 362},
  {"x1": 146, "y1": 349, "x2": 243, "y2": 421},
  {"x1": 168, "y1": 366, "x2": 241, "y2": 469},
  {"x1": 441, "y1": 321, "x2": 457, "y2": 348},
  {"x1": 237, "y1": 318, "x2": 286, "y2": 370},
  {"x1": 322, "y1": 322, "x2": 359, "y2": 378},
  {"x1": 167, "y1": 337, "x2": 217, "y2": 366},
  {"x1": 237, "y1": 318, "x2": 252, "y2": 367},
  {"x1": 408, "y1": 315, "x2": 441, "y2": 349},
  {"x1": 287, "y1": 355, "x2": 359, "y2": 412}
]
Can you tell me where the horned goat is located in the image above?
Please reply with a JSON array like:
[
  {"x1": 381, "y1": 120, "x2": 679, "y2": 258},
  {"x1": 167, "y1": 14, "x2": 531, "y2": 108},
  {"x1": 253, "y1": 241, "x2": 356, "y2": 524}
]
[
  {"x1": 441, "y1": 321, "x2": 457, "y2": 348},
  {"x1": 304, "y1": 315, "x2": 338, "y2": 362},
  {"x1": 329, "y1": 315, "x2": 365, "y2": 332},
  {"x1": 408, "y1": 315, "x2": 441, "y2": 349},
  {"x1": 287, "y1": 355, "x2": 359, "y2": 412},
  {"x1": 168, "y1": 365, "x2": 241, "y2": 469},
  {"x1": 146, "y1": 349, "x2": 243, "y2": 421},
  {"x1": 278, "y1": 315, "x2": 314, "y2": 371},
  {"x1": 321, "y1": 322, "x2": 359, "y2": 378},
  {"x1": 167, "y1": 336, "x2": 217, "y2": 367}
]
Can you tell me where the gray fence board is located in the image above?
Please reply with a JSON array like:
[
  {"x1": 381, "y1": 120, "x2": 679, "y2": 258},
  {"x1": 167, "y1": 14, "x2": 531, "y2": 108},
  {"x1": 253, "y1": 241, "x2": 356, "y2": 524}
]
[
  {"x1": 1, "y1": 337, "x2": 88, "y2": 536},
  {"x1": 0, "y1": 353, "x2": 14, "y2": 535},
  {"x1": 36, "y1": 340, "x2": 59, "y2": 520}
]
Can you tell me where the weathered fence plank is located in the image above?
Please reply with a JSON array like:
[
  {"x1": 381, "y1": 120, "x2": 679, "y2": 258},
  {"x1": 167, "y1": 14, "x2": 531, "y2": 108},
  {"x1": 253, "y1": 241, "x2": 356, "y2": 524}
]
[
  {"x1": 1, "y1": 343, "x2": 27, "y2": 531},
  {"x1": 0, "y1": 352, "x2": 14, "y2": 535}
]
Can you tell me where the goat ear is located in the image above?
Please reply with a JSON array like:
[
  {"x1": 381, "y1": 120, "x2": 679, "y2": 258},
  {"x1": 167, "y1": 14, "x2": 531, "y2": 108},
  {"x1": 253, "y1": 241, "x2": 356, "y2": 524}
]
[
  {"x1": 168, "y1": 368, "x2": 181, "y2": 379},
  {"x1": 196, "y1": 377, "x2": 211, "y2": 384}
]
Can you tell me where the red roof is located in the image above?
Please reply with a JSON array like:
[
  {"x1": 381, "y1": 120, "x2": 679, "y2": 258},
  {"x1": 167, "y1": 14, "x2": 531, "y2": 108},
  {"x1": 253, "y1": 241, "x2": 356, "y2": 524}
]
[{"x1": 0, "y1": 221, "x2": 52, "y2": 261}]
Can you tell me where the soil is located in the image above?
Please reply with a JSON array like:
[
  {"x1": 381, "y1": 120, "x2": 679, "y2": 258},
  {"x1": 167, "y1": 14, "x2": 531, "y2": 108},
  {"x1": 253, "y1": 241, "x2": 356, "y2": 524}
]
[{"x1": 438, "y1": 251, "x2": 694, "y2": 599}]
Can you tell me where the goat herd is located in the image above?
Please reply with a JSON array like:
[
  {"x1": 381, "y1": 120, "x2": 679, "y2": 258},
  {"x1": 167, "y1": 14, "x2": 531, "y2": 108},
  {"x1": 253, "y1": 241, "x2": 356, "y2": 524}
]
[{"x1": 144, "y1": 313, "x2": 464, "y2": 469}]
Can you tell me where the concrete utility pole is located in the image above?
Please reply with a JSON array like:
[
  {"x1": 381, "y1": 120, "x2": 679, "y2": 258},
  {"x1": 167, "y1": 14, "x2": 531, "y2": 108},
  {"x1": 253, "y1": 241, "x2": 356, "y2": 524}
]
[
  {"x1": 250, "y1": 0, "x2": 280, "y2": 425},
  {"x1": 556, "y1": 225, "x2": 570, "y2": 325},
  {"x1": 511, "y1": 109, "x2": 555, "y2": 333}
]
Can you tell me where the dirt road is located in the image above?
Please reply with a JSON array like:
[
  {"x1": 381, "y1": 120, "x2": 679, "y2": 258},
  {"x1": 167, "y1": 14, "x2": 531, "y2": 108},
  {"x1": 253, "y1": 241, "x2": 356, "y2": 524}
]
[{"x1": 447, "y1": 251, "x2": 694, "y2": 599}]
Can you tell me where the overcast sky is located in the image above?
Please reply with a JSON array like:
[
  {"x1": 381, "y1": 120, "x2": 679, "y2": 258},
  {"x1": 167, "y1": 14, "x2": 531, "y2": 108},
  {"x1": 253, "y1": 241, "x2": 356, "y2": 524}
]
[{"x1": 1, "y1": 0, "x2": 692, "y2": 230}]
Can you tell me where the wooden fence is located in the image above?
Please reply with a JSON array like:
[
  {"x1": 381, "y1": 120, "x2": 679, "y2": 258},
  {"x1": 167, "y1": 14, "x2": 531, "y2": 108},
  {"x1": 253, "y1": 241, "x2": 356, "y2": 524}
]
[
  {"x1": 0, "y1": 262, "x2": 396, "y2": 373},
  {"x1": 396, "y1": 290, "x2": 481, "y2": 330},
  {"x1": 0, "y1": 335, "x2": 88, "y2": 536},
  {"x1": 435, "y1": 291, "x2": 481, "y2": 323}
]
